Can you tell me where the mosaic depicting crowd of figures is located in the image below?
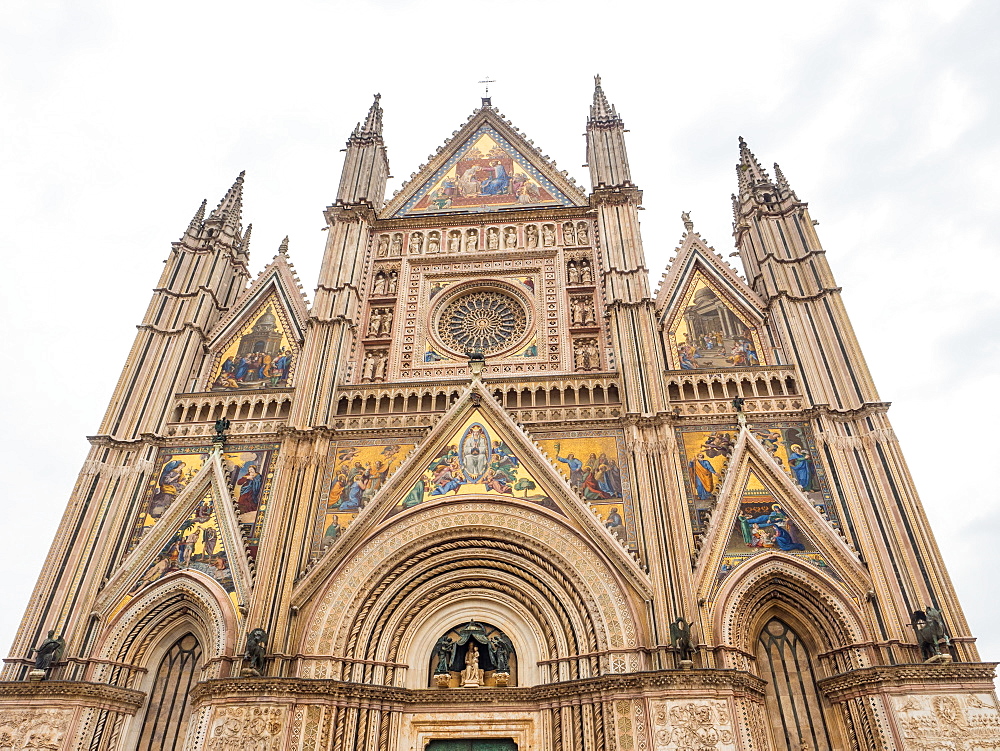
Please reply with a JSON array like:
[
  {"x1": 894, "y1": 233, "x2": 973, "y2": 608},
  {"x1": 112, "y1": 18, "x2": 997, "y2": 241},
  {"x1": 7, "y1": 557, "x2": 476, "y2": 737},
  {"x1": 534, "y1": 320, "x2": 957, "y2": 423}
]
[
  {"x1": 389, "y1": 418, "x2": 557, "y2": 519},
  {"x1": 668, "y1": 276, "x2": 764, "y2": 370},
  {"x1": 119, "y1": 444, "x2": 278, "y2": 613},
  {"x1": 129, "y1": 445, "x2": 278, "y2": 556},
  {"x1": 396, "y1": 128, "x2": 576, "y2": 216},
  {"x1": 678, "y1": 423, "x2": 838, "y2": 585},
  {"x1": 718, "y1": 475, "x2": 834, "y2": 585},
  {"x1": 117, "y1": 492, "x2": 239, "y2": 616},
  {"x1": 208, "y1": 300, "x2": 296, "y2": 390},
  {"x1": 312, "y1": 414, "x2": 638, "y2": 552}
]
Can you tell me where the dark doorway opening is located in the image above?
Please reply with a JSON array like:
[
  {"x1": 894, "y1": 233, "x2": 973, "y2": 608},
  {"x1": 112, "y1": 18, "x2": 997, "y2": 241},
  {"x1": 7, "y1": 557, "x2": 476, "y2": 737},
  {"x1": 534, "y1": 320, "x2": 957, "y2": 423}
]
[{"x1": 425, "y1": 740, "x2": 517, "y2": 751}]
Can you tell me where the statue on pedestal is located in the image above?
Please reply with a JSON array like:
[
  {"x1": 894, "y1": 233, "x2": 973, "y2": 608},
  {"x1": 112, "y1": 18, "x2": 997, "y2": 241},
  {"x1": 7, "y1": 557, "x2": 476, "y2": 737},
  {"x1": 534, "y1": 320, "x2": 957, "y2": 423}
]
[
  {"x1": 432, "y1": 636, "x2": 456, "y2": 676},
  {"x1": 213, "y1": 417, "x2": 231, "y2": 445},
  {"x1": 461, "y1": 643, "x2": 483, "y2": 687},
  {"x1": 911, "y1": 607, "x2": 951, "y2": 661},
  {"x1": 244, "y1": 628, "x2": 268, "y2": 676},
  {"x1": 669, "y1": 617, "x2": 694, "y2": 666},
  {"x1": 28, "y1": 631, "x2": 64, "y2": 680}
]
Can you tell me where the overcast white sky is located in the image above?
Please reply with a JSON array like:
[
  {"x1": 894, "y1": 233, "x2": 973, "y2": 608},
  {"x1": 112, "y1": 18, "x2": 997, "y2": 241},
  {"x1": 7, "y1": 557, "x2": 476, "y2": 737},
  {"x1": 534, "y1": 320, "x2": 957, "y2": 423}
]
[{"x1": 1, "y1": 0, "x2": 998, "y2": 666}]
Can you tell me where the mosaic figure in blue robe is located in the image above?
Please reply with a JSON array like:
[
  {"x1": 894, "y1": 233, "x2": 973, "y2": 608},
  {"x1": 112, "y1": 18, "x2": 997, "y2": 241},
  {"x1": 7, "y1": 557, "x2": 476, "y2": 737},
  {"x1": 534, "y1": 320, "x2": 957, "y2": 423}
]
[
  {"x1": 744, "y1": 504, "x2": 805, "y2": 551},
  {"x1": 787, "y1": 444, "x2": 817, "y2": 492},
  {"x1": 480, "y1": 161, "x2": 510, "y2": 195}
]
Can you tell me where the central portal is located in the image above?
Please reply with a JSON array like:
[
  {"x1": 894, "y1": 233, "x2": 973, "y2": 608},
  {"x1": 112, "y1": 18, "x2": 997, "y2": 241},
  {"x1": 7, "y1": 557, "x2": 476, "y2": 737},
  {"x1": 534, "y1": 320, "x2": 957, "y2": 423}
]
[{"x1": 425, "y1": 742, "x2": 517, "y2": 751}]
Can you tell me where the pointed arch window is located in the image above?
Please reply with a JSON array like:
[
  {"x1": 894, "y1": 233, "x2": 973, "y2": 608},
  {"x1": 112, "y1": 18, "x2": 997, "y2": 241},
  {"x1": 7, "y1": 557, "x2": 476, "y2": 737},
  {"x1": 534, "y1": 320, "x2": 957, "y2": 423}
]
[
  {"x1": 136, "y1": 633, "x2": 202, "y2": 751},
  {"x1": 756, "y1": 618, "x2": 833, "y2": 751}
]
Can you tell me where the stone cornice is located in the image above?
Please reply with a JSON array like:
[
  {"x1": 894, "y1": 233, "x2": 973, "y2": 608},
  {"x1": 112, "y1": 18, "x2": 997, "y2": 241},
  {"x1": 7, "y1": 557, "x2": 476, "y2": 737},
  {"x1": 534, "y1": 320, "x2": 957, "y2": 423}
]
[
  {"x1": 323, "y1": 202, "x2": 379, "y2": 225},
  {"x1": 87, "y1": 434, "x2": 165, "y2": 449},
  {"x1": 745, "y1": 248, "x2": 829, "y2": 267},
  {"x1": 136, "y1": 321, "x2": 210, "y2": 340},
  {"x1": 605, "y1": 298, "x2": 655, "y2": 311},
  {"x1": 590, "y1": 185, "x2": 643, "y2": 206},
  {"x1": 733, "y1": 199, "x2": 810, "y2": 228},
  {"x1": 407, "y1": 247, "x2": 559, "y2": 267},
  {"x1": 174, "y1": 387, "x2": 295, "y2": 400},
  {"x1": 763, "y1": 287, "x2": 843, "y2": 306},
  {"x1": 817, "y1": 662, "x2": 998, "y2": 703},
  {"x1": 190, "y1": 669, "x2": 765, "y2": 708},
  {"x1": 0, "y1": 681, "x2": 145, "y2": 712},
  {"x1": 371, "y1": 206, "x2": 593, "y2": 231},
  {"x1": 805, "y1": 402, "x2": 892, "y2": 421}
]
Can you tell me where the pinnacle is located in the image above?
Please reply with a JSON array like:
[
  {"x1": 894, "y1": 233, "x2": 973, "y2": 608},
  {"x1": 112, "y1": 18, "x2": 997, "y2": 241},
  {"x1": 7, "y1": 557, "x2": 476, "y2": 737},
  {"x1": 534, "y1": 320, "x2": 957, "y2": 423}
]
[
  {"x1": 736, "y1": 137, "x2": 771, "y2": 186},
  {"x1": 278, "y1": 235, "x2": 289, "y2": 255},
  {"x1": 589, "y1": 73, "x2": 621, "y2": 125},
  {"x1": 239, "y1": 223, "x2": 252, "y2": 256},
  {"x1": 187, "y1": 198, "x2": 207, "y2": 233},
  {"x1": 354, "y1": 93, "x2": 384, "y2": 139},
  {"x1": 774, "y1": 162, "x2": 798, "y2": 200},
  {"x1": 209, "y1": 170, "x2": 246, "y2": 235}
]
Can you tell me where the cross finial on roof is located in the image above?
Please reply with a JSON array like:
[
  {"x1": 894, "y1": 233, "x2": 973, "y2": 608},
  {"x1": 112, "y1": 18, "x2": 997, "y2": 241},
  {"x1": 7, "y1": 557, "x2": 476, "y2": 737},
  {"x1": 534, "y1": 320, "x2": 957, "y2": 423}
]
[{"x1": 478, "y1": 76, "x2": 495, "y2": 107}]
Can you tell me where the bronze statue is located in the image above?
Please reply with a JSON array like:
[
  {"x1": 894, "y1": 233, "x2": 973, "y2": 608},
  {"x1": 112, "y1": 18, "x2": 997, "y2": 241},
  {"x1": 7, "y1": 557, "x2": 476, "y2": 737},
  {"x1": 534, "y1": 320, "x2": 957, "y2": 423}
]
[
  {"x1": 911, "y1": 606, "x2": 950, "y2": 660},
  {"x1": 32, "y1": 631, "x2": 65, "y2": 673},
  {"x1": 669, "y1": 617, "x2": 694, "y2": 662},
  {"x1": 245, "y1": 628, "x2": 268, "y2": 675},
  {"x1": 488, "y1": 634, "x2": 513, "y2": 673},
  {"x1": 214, "y1": 417, "x2": 231, "y2": 436},
  {"x1": 432, "y1": 636, "x2": 456, "y2": 675}
]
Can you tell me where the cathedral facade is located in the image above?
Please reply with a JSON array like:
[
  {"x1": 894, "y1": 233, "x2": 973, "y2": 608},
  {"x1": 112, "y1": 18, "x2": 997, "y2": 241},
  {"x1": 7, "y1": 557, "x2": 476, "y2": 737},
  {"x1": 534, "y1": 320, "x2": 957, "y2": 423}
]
[{"x1": 2, "y1": 80, "x2": 997, "y2": 751}]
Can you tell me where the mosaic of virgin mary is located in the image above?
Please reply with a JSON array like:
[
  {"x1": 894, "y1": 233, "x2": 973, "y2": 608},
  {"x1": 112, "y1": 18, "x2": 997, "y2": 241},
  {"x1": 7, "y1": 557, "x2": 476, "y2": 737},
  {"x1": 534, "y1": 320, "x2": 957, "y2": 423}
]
[{"x1": 460, "y1": 423, "x2": 491, "y2": 483}]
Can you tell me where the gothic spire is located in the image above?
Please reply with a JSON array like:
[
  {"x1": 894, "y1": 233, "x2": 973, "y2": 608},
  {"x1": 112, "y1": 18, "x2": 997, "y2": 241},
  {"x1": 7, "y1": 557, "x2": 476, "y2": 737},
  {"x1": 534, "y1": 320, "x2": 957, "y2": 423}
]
[
  {"x1": 186, "y1": 198, "x2": 207, "y2": 235},
  {"x1": 237, "y1": 223, "x2": 252, "y2": 259},
  {"x1": 277, "y1": 235, "x2": 289, "y2": 255},
  {"x1": 352, "y1": 94, "x2": 384, "y2": 141},
  {"x1": 586, "y1": 75, "x2": 631, "y2": 188},
  {"x1": 589, "y1": 74, "x2": 621, "y2": 126},
  {"x1": 337, "y1": 95, "x2": 390, "y2": 206},
  {"x1": 207, "y1": 170, "x2": 246, "y2": 238},
  {"x1": 736, "y1": 137, "x2": 771, "y2": 194},
  {"x1": 773, "y1": 162, "x2": 799, "y2": 201}
]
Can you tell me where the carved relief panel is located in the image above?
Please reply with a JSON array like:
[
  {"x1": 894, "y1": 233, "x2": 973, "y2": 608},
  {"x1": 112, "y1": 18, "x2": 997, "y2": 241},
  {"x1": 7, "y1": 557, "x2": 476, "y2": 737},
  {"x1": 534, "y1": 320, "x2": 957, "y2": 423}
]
[
  {"x1": 649, "y1": 699, "x2": 738, "y2": 751},
  {"x1": 203, "y1": 705, "x2": 287, "y2": 751},
  {"x1": 891, "y1": 693, "x2": 1000, "y2": 750},
  {"x1": 0, "y1": 708, "x2": 74, "y2": 751}
]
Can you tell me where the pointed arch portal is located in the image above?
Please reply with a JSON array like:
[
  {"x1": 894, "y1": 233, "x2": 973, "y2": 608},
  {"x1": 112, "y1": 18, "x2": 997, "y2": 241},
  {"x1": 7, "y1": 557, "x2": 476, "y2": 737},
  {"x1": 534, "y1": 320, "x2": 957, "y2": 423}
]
[
  {"x1": 756, "y1": 618, "x2": 834, "y2": 751},
  {"x1": 135, "y1": 632, "x2": 202, "y2": 751}
]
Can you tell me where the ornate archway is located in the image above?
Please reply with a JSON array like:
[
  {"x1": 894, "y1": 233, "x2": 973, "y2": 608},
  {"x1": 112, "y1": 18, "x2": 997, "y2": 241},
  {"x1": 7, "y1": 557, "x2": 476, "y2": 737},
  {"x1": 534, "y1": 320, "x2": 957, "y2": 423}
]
[{"x1": 296, "y1": 499, "x2": 646, "y2": 684}]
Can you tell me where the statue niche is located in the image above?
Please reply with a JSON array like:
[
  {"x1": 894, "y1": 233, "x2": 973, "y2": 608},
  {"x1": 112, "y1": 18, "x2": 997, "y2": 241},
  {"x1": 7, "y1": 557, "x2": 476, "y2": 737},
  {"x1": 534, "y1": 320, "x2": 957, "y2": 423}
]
[{"x1": 429, "y1": 620, "x2": 516, "y2": 688}]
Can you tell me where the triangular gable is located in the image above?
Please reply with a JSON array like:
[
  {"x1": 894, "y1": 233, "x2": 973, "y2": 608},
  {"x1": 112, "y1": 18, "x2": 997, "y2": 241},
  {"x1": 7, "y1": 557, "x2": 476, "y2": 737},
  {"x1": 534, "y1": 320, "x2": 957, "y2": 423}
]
[
  {"x1": 656, "y1": 231, "x2": 765, "y2": 320},
  {"x1": 656, "y1": 233, "x2": 768, "y2": 370},
  {"x1": 201, "y1": 254, "x2": 308, "y2": 391},
  {"x1": 384, "y1": 408, "x2": 556, "y2": 518},
  {"x1": 98, "y1": 450, "x2": 253, "y2": 619},
  {"x1": 293, "y1": 380, "x2": 651, "y2": 602},
  {"x1": 693, "y1": 427, "x2": 867, "y2": 603},
  {"x1": 382, "y1": 107, "x2": 587, "y2": 218},
  {"x1": 127, "y1": 443, "x2": 278, "y2": 561}
]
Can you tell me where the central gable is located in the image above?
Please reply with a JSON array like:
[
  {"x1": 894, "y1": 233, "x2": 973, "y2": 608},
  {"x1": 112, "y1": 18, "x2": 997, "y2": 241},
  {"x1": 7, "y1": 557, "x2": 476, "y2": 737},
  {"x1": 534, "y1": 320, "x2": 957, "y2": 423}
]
[
  {"x1": 385, "y1": 407, "x2": 556, "y2": 518},
  {"x1": 383, "y1": 107, "x2": 587, "y2": 218}
]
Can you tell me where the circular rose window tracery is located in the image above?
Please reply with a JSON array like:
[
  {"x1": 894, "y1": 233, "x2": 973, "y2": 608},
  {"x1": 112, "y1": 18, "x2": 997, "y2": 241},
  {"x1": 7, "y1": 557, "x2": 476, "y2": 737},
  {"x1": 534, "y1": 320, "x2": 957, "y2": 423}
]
[{"x1": 437, "y1": 289, "x2": 528, "y2": 356}]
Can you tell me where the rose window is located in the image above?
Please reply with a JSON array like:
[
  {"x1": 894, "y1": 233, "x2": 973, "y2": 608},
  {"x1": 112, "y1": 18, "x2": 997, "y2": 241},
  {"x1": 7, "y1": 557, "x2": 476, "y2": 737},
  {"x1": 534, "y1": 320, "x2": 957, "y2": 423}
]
[{"x1": 437, "y1": 290, "x2": 527, "y2": 356}]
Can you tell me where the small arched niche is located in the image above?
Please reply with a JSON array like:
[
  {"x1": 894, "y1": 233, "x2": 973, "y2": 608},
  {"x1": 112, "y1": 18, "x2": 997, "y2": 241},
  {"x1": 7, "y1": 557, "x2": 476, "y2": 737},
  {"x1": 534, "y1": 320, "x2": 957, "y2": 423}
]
[{"x1": 427, "y1": 620, "x2": 517, "y2": 689}]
